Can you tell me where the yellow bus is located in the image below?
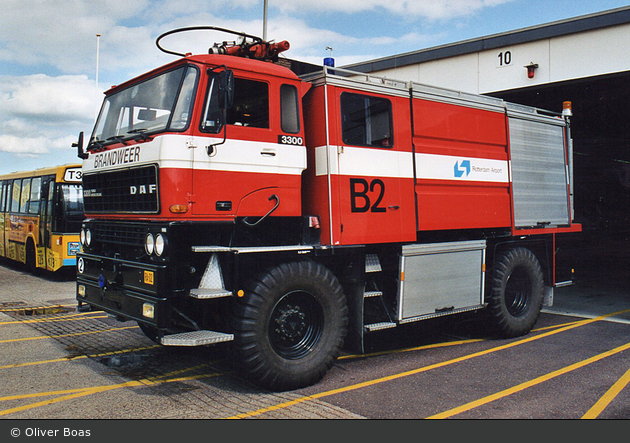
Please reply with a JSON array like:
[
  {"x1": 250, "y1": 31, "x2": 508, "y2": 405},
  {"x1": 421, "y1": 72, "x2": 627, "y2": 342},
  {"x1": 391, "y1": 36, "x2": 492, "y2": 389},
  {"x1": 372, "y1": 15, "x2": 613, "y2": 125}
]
[{"x1": 0, "y1": 164, "x2": 83, "y2": 272}]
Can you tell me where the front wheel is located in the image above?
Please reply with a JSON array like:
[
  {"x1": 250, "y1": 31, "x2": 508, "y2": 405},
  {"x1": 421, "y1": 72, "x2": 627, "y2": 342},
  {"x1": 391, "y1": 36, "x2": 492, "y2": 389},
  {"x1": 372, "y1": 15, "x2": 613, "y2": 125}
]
[
  {"x1": 487, "y1": 247, "x2": 544, "y2": 338},
  {"x1": 232, "y1": 261, "x2": 348, "y2": 391}
]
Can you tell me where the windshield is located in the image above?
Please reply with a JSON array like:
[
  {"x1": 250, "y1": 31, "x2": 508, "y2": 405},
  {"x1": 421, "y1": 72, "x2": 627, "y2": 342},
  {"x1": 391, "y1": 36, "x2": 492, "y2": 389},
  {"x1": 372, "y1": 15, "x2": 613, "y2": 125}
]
[
  {"x1": 62, "y1": 184, "x2": 83, "y2": 214},
  {"x1": 90, "y1": 65, "x2": 198, "y2": 147}
]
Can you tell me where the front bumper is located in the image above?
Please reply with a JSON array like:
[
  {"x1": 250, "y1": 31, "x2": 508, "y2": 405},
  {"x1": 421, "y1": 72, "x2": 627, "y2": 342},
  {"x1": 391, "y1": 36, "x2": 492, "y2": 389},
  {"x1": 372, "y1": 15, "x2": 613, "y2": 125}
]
[{"x1": 76, "y1": 252, "x2": 169, "y2": 327}]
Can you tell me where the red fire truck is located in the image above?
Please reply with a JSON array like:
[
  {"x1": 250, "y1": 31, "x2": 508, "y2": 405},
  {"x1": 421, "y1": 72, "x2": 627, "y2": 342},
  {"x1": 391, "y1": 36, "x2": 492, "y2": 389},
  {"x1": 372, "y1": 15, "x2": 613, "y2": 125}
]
[{"x1": 75, "y1": 27, "x2": 581, "y2": 391}]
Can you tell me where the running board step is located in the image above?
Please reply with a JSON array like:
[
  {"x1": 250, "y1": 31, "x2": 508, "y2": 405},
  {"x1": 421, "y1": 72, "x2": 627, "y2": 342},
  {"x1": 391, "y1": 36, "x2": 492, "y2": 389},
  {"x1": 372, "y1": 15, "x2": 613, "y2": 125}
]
[
  {"x1": 365, "y1": 253, "x2": 382, "y2": 273},
  {"x1": 189, "y1": 288, "x2": 232, "y2": 299},
  {"x1": 364, "y1": 290, "x2": 383, "y2": 298},
  {"x1": 364, "y1": 322, "x2": 397, "y2": 332},
  {"x1": 161, "y1": 330, "x2": 234, "y2": 346}
]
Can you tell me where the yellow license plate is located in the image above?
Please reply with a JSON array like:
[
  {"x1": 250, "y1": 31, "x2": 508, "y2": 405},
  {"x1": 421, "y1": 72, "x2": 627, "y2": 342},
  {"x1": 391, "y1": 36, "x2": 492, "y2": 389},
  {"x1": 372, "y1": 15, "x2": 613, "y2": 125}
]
[{"x1": 143, "y1": 270, "x2": 154, "y2": 285}]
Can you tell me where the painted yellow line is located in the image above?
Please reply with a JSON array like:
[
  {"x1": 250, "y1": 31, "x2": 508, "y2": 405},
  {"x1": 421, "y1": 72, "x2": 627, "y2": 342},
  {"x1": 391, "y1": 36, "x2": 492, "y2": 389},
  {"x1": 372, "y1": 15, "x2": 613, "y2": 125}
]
[
  {"x1": 531, "y1": 319, "x2": 583, "y2": 332},
  {"x1": 227, "y1": 309, "x2": 630, "y2": 419},
  {"x1": 0, "y1": 363, "x2": 215, "y2": 403},
  {"x1": 0, "y1": 368, "x2": 226, "y2": 417},
  {"x1": 427, "y1": 341, "x2": 630, "y2": 419},
  {"x1": 0, "y1": 344, "x2": 159, "y2": 370},
  {"x1": 0, "y1": 303, "x2": 76, "y2": 313},
  {"x1": 0, "y1": 325, "x2": 138, "y2": 344},
  {"x1": 582, "y1": 364, "x2": 630, "y2": 419},
  {"x1": 339, "y1": 338, "x2": 486, "y2": 361},
  {"x1": 0, "y1": 313, "x2": 107, "y2": 326},
  {"x1": 339, "y1": 319, "x2": 583, "y2": 361}
]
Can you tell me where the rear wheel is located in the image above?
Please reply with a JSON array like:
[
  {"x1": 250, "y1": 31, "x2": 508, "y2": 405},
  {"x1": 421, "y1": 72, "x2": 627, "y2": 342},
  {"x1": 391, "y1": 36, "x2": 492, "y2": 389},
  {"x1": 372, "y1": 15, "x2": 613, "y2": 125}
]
[
  {"x1": 232, "y1": 261, "x2": 348, "y2": 391},
  {"x1": 487, "y1": 247, "x2": 544, "y2": 337}
]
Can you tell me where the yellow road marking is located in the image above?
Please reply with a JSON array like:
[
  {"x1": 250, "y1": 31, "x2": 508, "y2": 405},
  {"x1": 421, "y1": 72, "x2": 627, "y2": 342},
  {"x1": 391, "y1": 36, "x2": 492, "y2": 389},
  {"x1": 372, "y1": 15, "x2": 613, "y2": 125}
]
[
  {"x1": 427, "y1": 341, "x2": 630, "y2": 418},
  {"x1": 339, "y1": 318, "x2": 584, "y2": 361},
  {"x1": 0, "y1": 325, "x2": 138, "y2": 344},
  {"x1": 0, "y1": 344, "x2": 159, "y2": 370},
  {"x1": 339, "y1": 338, "x2": 486, "y2": 361},
  {"x1": 582, "y1": 364, "x2": 630, "y2": 419},
  {"x1": 0, "y1": 303, "x2": 76, "y2": 313},
  {"x1": 0, "y1": 366, "x2": 226, "y2": 417},
  {"x1": 227, "y1": 309, "x2": 630, "y2": 419},
  {"x1": 0, "y1": 313, "x2": 107, "y2": 326}
]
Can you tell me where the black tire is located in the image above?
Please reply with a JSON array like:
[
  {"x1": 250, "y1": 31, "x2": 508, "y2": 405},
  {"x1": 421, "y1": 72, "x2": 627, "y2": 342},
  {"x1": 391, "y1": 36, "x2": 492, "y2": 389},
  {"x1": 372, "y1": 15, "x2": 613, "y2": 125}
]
[
  {"x1": 487, "y1": 247, "x2": 544, "y2": 338},
  {"x1": 232, "y1": 261, "x2": 348, "y2": 391}
]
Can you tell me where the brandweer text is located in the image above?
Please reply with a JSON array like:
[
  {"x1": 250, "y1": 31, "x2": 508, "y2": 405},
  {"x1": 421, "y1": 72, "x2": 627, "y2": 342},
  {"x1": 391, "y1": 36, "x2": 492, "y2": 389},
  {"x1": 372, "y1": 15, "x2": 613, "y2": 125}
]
[{"x1": 93, "y1": 146, "x2": 141, "y2": 168}]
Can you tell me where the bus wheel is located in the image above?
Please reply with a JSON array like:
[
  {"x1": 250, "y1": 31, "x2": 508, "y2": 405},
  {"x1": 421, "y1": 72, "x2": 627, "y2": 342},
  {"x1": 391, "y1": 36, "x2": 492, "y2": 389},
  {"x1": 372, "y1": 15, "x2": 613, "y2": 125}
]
[
  {"x1": 487, "y1": 247, "x2": 544, "y2": 338},
  {"x1": 232, "y1": 261, "x2": 348, "y2": 391}
]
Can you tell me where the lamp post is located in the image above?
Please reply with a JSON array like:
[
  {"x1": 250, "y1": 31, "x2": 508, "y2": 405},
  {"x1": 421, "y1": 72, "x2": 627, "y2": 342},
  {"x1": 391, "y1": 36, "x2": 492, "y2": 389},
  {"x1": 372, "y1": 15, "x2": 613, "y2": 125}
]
[
  {"x1": 95, "y1": 34, "x2": 101, "y2": 120},
  {"x1": 263, "y1": 0, "x2": 268, "y2": 41}
]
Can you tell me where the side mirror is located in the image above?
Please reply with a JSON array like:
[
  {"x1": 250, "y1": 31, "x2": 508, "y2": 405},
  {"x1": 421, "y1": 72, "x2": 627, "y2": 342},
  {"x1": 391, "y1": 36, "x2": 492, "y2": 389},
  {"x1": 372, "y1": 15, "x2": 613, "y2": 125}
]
[{"x1": 73, "y1": 132, "x2": 88, "y2": 159}]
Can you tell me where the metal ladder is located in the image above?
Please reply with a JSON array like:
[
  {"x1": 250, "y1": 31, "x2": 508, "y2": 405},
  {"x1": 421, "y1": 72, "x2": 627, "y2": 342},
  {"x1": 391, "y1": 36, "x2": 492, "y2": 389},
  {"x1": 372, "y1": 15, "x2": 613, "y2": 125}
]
[{"x1": 363, "y1": 253, "x2": 397, "y2": 332}]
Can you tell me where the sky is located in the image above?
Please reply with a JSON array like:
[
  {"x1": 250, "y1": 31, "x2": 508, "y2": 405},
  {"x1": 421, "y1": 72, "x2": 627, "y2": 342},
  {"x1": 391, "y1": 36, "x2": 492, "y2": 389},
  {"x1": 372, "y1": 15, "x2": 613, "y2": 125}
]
[{"x1": 1, "y1": 0, "x2": 629, "y2": 175}]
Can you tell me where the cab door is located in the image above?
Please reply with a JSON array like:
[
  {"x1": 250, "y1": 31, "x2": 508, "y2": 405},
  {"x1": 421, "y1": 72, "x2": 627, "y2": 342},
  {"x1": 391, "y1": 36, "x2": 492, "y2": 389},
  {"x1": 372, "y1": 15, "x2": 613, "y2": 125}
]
[{"x1": 192, "y1": 73, "x2": 305, "y2": 218}]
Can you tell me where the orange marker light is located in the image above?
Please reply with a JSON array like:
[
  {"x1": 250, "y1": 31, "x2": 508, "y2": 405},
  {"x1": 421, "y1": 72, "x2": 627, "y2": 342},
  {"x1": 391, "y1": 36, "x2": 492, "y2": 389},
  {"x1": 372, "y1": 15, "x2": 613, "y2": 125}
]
[{"x1": 169, "y1": 204, "x2": 188, "y2": 214}]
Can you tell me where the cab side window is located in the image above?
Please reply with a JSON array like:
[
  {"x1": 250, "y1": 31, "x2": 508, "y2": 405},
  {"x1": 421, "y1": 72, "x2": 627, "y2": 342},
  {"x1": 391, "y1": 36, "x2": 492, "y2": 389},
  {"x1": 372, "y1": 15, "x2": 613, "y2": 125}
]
[
  {"x1": 202, "y1": 76, "x2": 269, "y2": 133},
  {"x1": 280, "y1": 84, "x2": 300, "y2": 134},
  {"x1": 340, "y1": 92, "x2": 393, "y2": 147},
  {"x1": 227, "y1": 78, "x2": 269, "y2": 128}
]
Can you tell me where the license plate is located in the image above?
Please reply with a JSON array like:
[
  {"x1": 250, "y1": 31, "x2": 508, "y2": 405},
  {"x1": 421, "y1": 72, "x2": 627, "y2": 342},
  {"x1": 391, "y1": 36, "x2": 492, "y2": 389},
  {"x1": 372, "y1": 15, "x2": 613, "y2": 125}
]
[{"x1": 143, "y1": 270, "x2": 154, "y2": 285}]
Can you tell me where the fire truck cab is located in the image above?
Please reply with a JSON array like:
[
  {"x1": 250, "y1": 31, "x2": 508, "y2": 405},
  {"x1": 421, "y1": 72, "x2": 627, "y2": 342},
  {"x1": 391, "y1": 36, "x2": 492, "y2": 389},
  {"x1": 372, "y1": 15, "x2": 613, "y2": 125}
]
[{"x1": 76, "y1": 28, "x2": 581, "y2": 391}]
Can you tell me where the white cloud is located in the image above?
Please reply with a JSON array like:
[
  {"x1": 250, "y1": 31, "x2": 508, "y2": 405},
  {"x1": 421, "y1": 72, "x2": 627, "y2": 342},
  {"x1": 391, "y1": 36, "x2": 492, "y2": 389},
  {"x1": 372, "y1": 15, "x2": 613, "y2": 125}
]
[
  {"x1": 273, "y1": 0, "x2": 514, "y2": 19},
  {"x1": 0, "y1": 74, "x2": 98, "y2": 124},
  {"x1": 0, "y1": 74, "x2": 97, "y2": 157}
]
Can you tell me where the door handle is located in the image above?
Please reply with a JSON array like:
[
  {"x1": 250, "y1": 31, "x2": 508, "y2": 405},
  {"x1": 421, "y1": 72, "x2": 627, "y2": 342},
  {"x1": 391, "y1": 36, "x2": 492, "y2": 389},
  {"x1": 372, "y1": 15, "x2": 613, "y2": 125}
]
[{"x1": 260, "y1": 149, "x2": 276, "y2": 157}]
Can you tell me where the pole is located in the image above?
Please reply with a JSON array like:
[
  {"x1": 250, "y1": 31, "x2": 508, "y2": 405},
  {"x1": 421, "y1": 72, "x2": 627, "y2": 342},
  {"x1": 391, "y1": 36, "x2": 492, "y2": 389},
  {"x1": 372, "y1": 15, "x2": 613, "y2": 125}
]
[
  {"x1": 95, "y1": 34, "x2": 101, "y2": 120},
  {"x1": 263, "y1": 0, "x2": 268, "y2": 41}
]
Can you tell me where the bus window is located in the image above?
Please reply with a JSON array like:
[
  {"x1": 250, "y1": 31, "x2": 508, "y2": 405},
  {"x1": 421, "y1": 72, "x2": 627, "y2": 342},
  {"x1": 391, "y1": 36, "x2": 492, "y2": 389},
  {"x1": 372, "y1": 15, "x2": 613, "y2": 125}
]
[
  {"x1": 29, "y1": 177, "x2": 41, "y2": 214},
  {"x1": 58, "y1": 184, "x2": 84, "y2": 233},
  {"x1": 11, "y1": 180, "x2": 21, "y2": 213},
  {"x1": 46, "y1": 181, "x2": 54, "y2": 244},
  {"x1": 20, "y1": 179, "x2": 31, "y2": 213},
  {"x1": 0, "y1": 180, "x2": 5, "y2": 211},
  {"x1": 62, "y1": 184, "x2": 83, "y2": 213}
]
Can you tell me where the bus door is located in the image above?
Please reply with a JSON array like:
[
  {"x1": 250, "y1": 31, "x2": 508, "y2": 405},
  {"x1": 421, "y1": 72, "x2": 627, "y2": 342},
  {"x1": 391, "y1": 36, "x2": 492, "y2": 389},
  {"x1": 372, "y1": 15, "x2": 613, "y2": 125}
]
[
  {"x1": 42, "y1": 179, "x2": 55, "y2": 270},
  {"x1": 0, "y1": 181, "x2": 6, "y2": 257},
  {"x1": 40, "y1": 179, "x2": 51, "y2": 266}
]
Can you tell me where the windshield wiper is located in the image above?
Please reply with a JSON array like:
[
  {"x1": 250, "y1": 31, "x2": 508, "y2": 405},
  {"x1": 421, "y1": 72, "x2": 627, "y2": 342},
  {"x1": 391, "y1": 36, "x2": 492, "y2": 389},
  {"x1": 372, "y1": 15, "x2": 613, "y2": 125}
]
[
  {"x1": 107, "y1": 136, "x2": 129, "y2": 145},
  {"x1": 128, "y1": 129, "x2": 154, "y2": 142},
  {"x1": 88, "y1": 139, "x2": 106, "y2": 151}
]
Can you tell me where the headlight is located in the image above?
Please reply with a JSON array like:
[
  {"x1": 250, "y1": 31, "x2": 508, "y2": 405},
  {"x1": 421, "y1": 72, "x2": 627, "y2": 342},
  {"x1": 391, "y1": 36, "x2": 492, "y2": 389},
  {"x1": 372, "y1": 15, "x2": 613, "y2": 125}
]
[
  {"x1": 142, "y1": 303, "x2": 155, "y2": 319},
  {"x1": 80, "y1": 228, "x2": 85, "y2": 246},
  {"x1": 145, "y1": 233, "x2": 154, "y2": 255},
  {"x1": 85, "y1": 228, "x2": 92, "y2": 247},
  {"x1": 154, "y1": 233, "x2": 166, "y2": 257}
]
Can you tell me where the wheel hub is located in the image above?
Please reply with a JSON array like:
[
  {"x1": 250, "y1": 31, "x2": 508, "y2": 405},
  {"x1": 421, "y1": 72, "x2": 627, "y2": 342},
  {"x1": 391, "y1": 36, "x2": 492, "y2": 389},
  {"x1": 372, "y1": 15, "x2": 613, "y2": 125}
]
[{"x1": 274, "y1": 304, "x2": 307, "y2": 340}]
